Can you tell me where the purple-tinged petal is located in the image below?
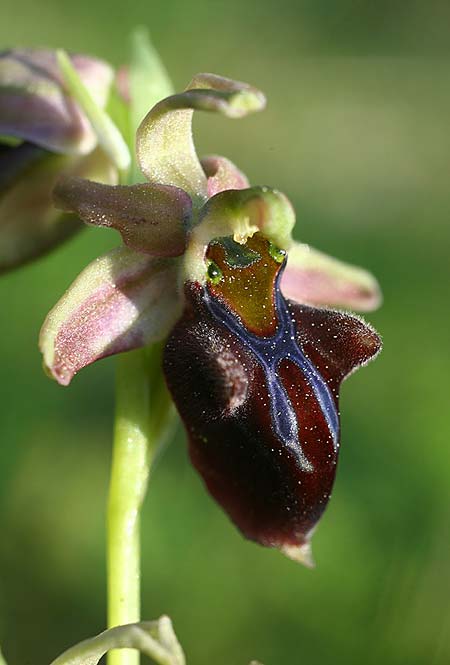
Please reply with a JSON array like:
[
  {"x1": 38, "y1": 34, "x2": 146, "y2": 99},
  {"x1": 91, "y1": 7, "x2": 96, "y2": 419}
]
[
  {"x1": 0, "y1": 146, "x2": 117, "y2": 274},
  {"x1": 0, "y1": 49, "x2": 113, "y2": 154},
  {"x1": 184, "y1": 186, "x2": 295, "y2": 284},
  {"x1": 53, "y1": 177, "x2": 192, "y2": 257},
  {"x1": 281, "y1": 241, "x2": 382, "y2": 311},
  {"x1": 163, "y1": 234, "x2": 381, "y2": 563},
  {"x1": 201, "y1": 155, "x2": 249, "y2": 197},
  {"x1": 40, "y1": 246, "x2": 182, "y2": 386},
  {"x1": 136, "y1": 73, "x2": 265, "y2": 204}
]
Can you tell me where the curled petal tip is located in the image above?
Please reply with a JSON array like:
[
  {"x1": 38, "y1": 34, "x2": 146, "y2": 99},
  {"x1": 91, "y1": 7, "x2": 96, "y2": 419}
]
[
  {"x1": 280, "y1": 541, "x2": 315, "y2": 568},
  {"x1": 137, "y1": 73, "x2": 265, "y2": 202},
  {"x1": 187, "y1": 73, "x2": 266, "y2": 116}
]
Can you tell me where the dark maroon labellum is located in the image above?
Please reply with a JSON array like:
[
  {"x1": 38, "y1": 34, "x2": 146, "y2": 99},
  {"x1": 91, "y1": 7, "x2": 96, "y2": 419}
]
[{"x1": 163, "y1": 235, "x2": 381, "y2": 561}]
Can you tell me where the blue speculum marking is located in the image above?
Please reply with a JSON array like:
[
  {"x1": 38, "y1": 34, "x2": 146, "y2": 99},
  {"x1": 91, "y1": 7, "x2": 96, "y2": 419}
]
[{"x1": 204, "y1": 269, "x2": 339, "y2": 472}]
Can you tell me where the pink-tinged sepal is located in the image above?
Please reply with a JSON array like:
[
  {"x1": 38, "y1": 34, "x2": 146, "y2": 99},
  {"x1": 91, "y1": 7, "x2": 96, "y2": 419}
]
[
  {"x1": 163, "y1": 234, "x2": 381, "y2": 563},
  {"x1": 40, "y1": 246, "x2": 182, "y2": 386},
  {"x1": 281, "y1": 241, "x2": 382, "y2": 311},
  {"x1": 0, "y1": 49, "x2": 113, "y2": 154},
  {"x1": 53, "y1": 177, "x2": 193, "y2": 257}
]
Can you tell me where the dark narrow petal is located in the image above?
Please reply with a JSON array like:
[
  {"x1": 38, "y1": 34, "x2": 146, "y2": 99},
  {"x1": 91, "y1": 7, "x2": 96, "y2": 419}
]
[
  {"x1": 53, "y1": 177, "x2": 192, "y2": 257},
  {"x1": 0, "y1": 49, "x2": 113, "y2": 154},
  {"x1": 0, "y1": 146, "x2": 117, "y2": 274},
  {"x1": 163, "y1": 234, "x2": 381, "y2": 563}
]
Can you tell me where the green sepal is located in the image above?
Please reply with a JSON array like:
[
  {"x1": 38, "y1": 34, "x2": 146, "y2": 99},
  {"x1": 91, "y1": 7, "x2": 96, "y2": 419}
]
[{"x1": 136, "y1": 74, "x2": 266, "y2": 206}]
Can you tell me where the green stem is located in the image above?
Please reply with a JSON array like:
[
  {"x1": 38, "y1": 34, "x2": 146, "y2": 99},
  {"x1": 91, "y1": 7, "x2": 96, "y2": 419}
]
[
  {"x1": 107, "y1": 348, "x2": 151, "y2": 665},
  {"x1": 107, "y1": 345, "x2": 174, "y2": 665},
  {"x1": 106, "y1": 30, "x2": 176, "y2": 665}
]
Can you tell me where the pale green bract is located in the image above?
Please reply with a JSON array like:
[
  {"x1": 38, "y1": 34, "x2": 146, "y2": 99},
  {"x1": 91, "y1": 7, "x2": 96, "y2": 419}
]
[
  {"x1": 129, "y1": 28, "x2": 174, "y2": 140},
  {"x1": 49, "y1": 617, "x2": 185, "y2": 665}
]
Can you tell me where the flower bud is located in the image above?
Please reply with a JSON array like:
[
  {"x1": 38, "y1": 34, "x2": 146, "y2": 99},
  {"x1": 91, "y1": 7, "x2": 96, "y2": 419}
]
[
  {"x1": 0, "y1": 49, "x2": 117, "y2": 273},
  {"x1": 0, "y1": 49, "x2": 113, "y2": 154}
]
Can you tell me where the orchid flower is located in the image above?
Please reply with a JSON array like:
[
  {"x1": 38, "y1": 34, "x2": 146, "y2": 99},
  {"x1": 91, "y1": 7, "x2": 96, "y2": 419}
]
[
  {"x1": 0, "y1": 48, "x2": 123, "y2": 273},
  {"x1": 40, "y1": 72, "x2": 381, "y2": 564}
]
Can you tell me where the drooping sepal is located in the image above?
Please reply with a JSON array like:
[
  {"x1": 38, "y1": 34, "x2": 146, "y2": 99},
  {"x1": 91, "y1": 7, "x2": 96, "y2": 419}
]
[
  {"x1": 281, "y1": 241, "x2": 382, "y2": 311},
  {"x1": 53, "y1": 177, "x2": 192, "y2": 256},
  {"x1": 136, "y1": 73, "x2": 265, "y2": 203},
  {"x1": 0, "y1": 49, "x2": 113, "y2": 154},
  {"x1": 163, "y1": 235, "x2": 381, "y2": 562},
  {"x1": 40, "y1": 246, "x2": 182, "y2": 385}
]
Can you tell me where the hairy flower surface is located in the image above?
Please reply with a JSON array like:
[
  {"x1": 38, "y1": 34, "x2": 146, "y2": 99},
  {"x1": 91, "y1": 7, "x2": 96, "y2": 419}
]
[
  {"x1": 40, "y1": 72, "x2": 382, "y2": 563},
  {"x1": 164, "y1": 234, "x2": 380, "y2": 563},
  {"x1": 0, "y1": 48, "x2": 118, "y2": 272}
]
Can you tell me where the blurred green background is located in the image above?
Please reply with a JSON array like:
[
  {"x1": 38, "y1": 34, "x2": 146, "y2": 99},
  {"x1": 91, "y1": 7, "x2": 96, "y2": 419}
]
[{"x1": 1, "y1": 1, "x2": 449, "y2": 664}]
